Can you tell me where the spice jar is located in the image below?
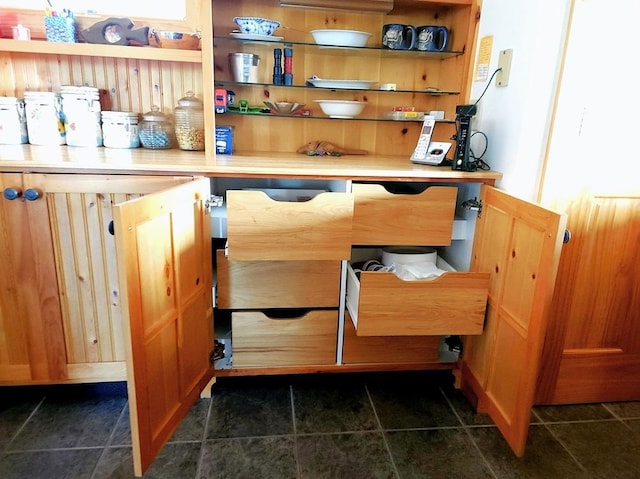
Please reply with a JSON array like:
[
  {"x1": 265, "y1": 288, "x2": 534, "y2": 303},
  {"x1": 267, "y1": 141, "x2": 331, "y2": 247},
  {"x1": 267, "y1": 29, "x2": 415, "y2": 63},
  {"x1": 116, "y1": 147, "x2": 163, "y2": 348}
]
[
  {"x1": 139, "y1": 106, "x2": 175, "y2": 149},
  {"x1": 174, "y1": 91, "x2": 205, "y2": 151}
]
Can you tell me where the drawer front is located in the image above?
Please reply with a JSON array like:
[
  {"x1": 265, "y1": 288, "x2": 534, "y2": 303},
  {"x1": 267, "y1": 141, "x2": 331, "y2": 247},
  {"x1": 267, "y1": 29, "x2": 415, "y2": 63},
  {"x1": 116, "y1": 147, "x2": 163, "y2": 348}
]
[
  {"x1": 342, "y1": 313, "x2": 440, "y2": 364},
  {"x1": 352, "y1": 184, "x2": 457, "y2": 246},
  {"x1": 226, "y1": 190, "x2": 354, "y2": 260},
  {"x1": 346, "y1": 264, "x2": 490, "y2": 336},
  {"x1": 232, "y1": 310, "x2": 337, "y2": 368},
  {"x1": 216, "y1": 250, "x2": 341, "y2": 309}
]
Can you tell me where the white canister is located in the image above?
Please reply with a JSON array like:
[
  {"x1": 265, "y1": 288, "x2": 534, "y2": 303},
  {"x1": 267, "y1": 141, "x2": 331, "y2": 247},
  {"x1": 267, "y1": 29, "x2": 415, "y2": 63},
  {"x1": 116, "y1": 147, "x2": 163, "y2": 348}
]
[
  {"x1": 0, "y1": 97, "x2": 28, "y2": 144},
  {"x1": 61, "y1": 85, "x2": 103, "y2": 147},
  {"x1": 101, "y1": 111, "x2": 140, "y2": 148},
  {"x1": 24, "y1": 91, "x2": 65, "y2": 145},
  {"x1": 381, "y1": 246, "x2": 437, "y2": 267}
]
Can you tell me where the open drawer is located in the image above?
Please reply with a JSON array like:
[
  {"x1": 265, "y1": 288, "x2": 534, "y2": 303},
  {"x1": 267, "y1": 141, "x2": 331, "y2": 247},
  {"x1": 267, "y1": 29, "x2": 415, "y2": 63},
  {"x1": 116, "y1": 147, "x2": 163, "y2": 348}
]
[
  {"x1": 351, "y1": 183, "x2": 458, "y2": 246},
  {"x1": 226, "y1": 189, "x2": 354, "y2": 260},
  {"x1": 346, "y1": 258, "x2": 490, "y2": 336},
  {"x1": 232, "y1": 310, "x2": 338, "y2": 368},
  {"x1": 216, "y1": 250, "x2": 340, "y2": 309}
]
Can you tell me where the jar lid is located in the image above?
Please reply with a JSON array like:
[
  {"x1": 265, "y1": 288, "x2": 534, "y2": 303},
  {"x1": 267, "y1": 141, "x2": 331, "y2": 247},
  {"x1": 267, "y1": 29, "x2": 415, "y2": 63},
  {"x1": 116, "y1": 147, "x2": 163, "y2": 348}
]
[
  {"x1": 24, "y1": 91, "x2": 59, "y2": 98},
  {"x1": 60, "y1": 85, "x2": 100, "y2": 98},
  {"x1": 177, "y1": 91, "x2": 203, "y2": 108},
  {"x1": 142, "y1": 105, "x2": 169, "y2": 121},
  {"x1": 0, "y1": 96, "x2": 21, "y2": 104}
]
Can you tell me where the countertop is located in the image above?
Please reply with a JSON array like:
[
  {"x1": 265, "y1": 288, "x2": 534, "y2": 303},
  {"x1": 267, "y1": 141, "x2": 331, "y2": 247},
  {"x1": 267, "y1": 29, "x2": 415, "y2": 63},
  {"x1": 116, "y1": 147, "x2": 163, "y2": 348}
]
[{"x1": 0, "y1": 145, "x2": 502, "y2": 183}]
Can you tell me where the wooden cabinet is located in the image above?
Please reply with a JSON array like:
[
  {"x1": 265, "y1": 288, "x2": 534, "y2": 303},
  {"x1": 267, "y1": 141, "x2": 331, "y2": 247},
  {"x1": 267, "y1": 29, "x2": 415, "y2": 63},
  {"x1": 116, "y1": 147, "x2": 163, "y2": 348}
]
[{"x1": 0, "y1": 174, "x2": 193, "y2": 385}]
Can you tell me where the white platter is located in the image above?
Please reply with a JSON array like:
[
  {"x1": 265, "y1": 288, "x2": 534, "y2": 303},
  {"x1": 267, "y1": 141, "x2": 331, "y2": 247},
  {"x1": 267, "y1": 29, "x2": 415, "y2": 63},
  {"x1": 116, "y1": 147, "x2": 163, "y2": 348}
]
[
  {"x1": 307, "y1": 78, "x2": 376, "y2": 90},
  {"x1": 230, "y1": 32, "x2": 283, "y2": 42}
]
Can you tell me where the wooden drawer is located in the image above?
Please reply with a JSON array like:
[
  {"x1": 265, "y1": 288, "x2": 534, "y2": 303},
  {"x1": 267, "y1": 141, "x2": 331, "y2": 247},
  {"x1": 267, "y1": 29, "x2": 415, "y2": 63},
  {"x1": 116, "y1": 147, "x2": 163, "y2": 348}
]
[
  {"x1": 226, "y1": 190, "x2": 354, "y2": 260},
  {"x1": 345, "y1": 260, "x2": 490, "y2": 336},
  {"x1": 342, "y1": 313, "x2": 440, "y2": 364},
  {"x1": 351, "y1": 184, "x2": 457, "y2": 246},
  {"x1": 232, "y1": 310, "x2": 337, "y2": 368},
  {"x1": 216, "y1": 250, "x2": 340, "y2": 309}
]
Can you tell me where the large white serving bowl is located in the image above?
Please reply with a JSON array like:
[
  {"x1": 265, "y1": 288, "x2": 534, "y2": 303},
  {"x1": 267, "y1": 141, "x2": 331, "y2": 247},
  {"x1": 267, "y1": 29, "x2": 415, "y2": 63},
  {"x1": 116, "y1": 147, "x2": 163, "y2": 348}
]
[
  {"x1": 310, "y1": 29, "x2": 371, "y2": 47},
  {"x1": 313, "y1": 100, "x2": 367, "y2": 118}
]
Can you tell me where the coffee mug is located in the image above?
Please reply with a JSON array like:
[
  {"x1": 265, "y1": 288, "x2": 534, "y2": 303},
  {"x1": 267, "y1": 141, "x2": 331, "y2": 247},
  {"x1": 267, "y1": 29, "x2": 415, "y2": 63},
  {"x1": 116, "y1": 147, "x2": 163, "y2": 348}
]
[
  {"x1": 417, "y1": 25, "x2": 449, "y2": 52},
  {"x1": 382, "y1": 24, "x2": 417, "y2": 50}
]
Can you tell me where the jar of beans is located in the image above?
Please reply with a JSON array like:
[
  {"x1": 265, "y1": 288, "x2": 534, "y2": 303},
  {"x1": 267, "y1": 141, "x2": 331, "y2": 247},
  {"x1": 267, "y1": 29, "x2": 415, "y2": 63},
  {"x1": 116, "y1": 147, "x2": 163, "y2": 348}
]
[
  {"x1": 174, "y1": 91, "x2": 205, "y2": 151},
  {"x1": 139, "y1": 106, "x2": 175, "y2": 149}
]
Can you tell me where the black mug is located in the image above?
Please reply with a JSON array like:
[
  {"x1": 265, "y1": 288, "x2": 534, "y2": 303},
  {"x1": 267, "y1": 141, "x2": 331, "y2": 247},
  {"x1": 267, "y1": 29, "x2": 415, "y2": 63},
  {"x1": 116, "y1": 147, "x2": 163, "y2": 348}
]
[
  {"x1": 382, "y1": 24, "x2": 417, "y2": 50},
  {"x1": 416, "y1": 25, "x2": 449, "y2": 52}
]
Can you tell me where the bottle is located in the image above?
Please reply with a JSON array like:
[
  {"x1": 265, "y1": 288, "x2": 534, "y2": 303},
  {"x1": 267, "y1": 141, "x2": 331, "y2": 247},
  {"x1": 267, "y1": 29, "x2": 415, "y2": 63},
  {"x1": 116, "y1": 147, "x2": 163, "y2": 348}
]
[
  {"x1": 174, "y1": 91, "x2": 205, "y2": 151},
  {"x1": 139, "y1": 106, "x2": 175, "y2": 149}
]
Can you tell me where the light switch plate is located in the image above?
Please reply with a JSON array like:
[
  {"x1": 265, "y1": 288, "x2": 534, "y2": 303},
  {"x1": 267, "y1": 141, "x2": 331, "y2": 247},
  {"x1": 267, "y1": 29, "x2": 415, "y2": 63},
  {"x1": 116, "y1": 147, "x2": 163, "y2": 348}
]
[{"x1": 496, "y1": 49, "x2": 513, "y2": 87}]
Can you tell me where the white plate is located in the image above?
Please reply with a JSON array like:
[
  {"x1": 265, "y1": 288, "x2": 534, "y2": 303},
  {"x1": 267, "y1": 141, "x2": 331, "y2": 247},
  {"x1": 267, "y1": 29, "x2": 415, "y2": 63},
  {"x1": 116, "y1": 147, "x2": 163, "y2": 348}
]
[
  {"x1": 307, "y1": 78, "x2": 376, "y2": 90},
  {"x1": 230, "y1": 32, "x2": 283, "y2": 42}
]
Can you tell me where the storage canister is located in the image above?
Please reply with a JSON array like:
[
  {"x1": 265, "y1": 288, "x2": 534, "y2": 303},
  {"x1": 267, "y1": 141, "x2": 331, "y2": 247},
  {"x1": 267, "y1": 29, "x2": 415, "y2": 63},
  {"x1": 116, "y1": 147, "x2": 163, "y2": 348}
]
[
  {"x1": 60, "y1": 85, "x2": 102, "y2": 147},
  {"x1": 24, "y1": 91, "x2": 65, "y2": 145},
  {"x1": 101, "y1": 111, "x2": 140, "y2": 148},
  {"x1": 0, "y1": 96, "x2": 28, "y2": 144},
  {"x1": 174, "y1": 91, "x2": 205, "y2": 151},
  {"x1": 139, "y1": 106, "x2": 175, "y2": 149}
]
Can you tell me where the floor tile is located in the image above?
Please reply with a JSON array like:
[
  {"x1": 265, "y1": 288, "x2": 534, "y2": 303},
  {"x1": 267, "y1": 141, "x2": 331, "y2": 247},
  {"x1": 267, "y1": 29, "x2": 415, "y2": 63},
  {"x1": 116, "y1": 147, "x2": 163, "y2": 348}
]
[
  {"x1": 441, "y1": 388, "x2": 495, "y2": 427},
  {"x1": 170, "y1": 398, "x2": 211, "y2": 442},
  {"x1": 604, "y1": 401, "x2": 640, "y2": 419},
  {"x1": 0, "y1": 391, "x2": 43, "y2": 451},
  {"x1": 292, "y1": 374, "x2": 378, "y2": 433},
  {"x1": 547, "y1": 420, "x2": 640, "y2": 478},
  {"x1": 468, "y1": 424, "x2": 585, "y2": 478},
  {"x1": 206, "y1": 376, "x2": 293, "y2": 439},
  {"x1": 297, "y1": 431, "x2": 397, "y2": 479},
  {"x1": 109, "y1": 404, "x2": 132, "y2": 446},
  {"x1": 366, "y1": 372, "x2": 460, "y2": 430},
  {"x1": 0, "y1": 448, "x2": 102, "y2": 479},
  {"x1": 199, "y1": 436, "x2": 297, "y2": 478},
  {"x1": 533, "y1": 403, "x2": 615, "y2": 422},
  {"x1": 386, "y1": 428, "x2": 493, "y2": 478}
]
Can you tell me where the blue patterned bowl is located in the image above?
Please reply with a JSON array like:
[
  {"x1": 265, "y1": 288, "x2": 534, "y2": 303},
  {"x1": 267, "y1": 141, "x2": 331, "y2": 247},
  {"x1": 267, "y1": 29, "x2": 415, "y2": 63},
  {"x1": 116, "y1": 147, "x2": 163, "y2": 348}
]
[{"x1": 233, "y1": 17, "x2": 280, "y2": 36}]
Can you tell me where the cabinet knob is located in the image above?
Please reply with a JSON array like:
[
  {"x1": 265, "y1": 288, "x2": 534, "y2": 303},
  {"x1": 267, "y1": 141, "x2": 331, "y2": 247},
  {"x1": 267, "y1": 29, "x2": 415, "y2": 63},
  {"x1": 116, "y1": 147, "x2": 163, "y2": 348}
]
[
  {"x1": 563, "y1": 229, "x2": 572, "y2": 244},
  {"x1": 108, "y1": 220, "x2": 115, "y2": 236},
  {"x1": 3, "y1": 187, "x2": 21, "y2": 200},
  {"x1": 24, "y1": 188, "x2": 40, "y2": 201}
]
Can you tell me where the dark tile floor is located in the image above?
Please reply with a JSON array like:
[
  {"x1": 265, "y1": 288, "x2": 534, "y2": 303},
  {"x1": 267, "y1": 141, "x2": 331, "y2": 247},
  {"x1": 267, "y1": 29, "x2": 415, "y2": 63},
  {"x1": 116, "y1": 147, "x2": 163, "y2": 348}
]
[{"x1": 1, "y1": 370, "x2": 640, "y2": 478}]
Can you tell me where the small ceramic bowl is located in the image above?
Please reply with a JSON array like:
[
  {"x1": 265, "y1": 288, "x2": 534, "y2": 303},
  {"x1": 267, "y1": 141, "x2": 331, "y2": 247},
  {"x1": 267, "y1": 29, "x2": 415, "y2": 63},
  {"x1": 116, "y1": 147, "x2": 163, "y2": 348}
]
[
  {"x1": 233, "y1": 17, "x2": 280, "y2": 36},
  {"x1": 152, "y1": 30, "x2": 201, "y2": 50}
]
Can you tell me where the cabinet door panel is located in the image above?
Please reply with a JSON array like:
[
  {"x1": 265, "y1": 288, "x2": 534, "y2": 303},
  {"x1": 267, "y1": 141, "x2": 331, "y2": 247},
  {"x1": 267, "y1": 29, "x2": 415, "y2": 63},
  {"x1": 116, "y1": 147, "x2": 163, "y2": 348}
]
[
  {"x1": 461, "y1": 185, "x2": 566, "y2": 457},
  {"x1": 114, "y1": 177, "x2": 213, "y2": 477},
  {"x1": 0, "y1": 173, "x2": 67, "y2": 383}
]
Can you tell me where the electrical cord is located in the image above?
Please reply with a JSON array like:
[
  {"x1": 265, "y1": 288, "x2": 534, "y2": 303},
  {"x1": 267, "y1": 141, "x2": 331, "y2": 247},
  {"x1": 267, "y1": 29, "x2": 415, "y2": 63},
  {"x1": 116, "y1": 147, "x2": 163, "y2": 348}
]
[{"x1": 469, "y1": 130, "x2": 490, "y2": 170}]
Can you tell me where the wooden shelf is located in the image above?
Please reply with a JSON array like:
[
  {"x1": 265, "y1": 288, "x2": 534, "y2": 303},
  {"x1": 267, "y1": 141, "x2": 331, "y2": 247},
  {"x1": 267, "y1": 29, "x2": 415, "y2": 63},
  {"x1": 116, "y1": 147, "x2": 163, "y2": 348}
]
[{"x1": 0, "y1": 39, "x2": 202, "y2": 63}]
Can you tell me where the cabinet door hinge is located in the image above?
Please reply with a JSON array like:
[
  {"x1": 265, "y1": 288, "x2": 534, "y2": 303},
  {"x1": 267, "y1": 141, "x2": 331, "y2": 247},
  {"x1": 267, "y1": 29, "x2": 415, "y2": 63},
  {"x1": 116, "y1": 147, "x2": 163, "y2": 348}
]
[
  {"x1": 205, "y1": 195, "x2": 224, "y2": 212},
  {"x1": 462, "y1": 197, "x2": 483, "y2": 216}
]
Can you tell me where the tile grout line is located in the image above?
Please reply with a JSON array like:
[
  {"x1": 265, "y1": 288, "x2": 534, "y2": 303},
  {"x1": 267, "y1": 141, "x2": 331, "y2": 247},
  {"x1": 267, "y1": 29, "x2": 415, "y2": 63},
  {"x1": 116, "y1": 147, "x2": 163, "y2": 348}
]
[
  {"x1": 3, "y1": 395, "x2": 46, "y2": 455},
  {"x1": 364, "y1": 382, "x2": 401, "y2": 479},
  {"x1": 290, "y1": 383, "x2": 302, "y2": 479},
  {"x1": 89, "y1": 398, "x2": 129, "y2": 479},
  {"x1": 194, "y1": 394, "x2": 215, "y2": 479},
  {"x1": 438, "y1": 385, "x2": 499, "y2": 479}
]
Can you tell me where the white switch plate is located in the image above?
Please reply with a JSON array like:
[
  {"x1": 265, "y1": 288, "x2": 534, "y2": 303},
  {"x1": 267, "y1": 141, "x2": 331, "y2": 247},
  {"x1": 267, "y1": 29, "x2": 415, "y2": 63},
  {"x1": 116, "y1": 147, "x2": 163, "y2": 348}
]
[{"x1": 496, "y1": 49, "x2": 513, "y2": 87}]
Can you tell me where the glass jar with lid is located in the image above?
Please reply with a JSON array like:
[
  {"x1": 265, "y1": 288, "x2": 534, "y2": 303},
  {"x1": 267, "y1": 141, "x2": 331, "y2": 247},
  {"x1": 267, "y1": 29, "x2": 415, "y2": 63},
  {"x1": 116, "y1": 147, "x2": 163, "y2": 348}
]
[
  {"x1": 174, "y1": 91, "x2": 205, "y2": 151},
  {"x1": 139, "y1": 106, "x2": 175, "y2": 149}
]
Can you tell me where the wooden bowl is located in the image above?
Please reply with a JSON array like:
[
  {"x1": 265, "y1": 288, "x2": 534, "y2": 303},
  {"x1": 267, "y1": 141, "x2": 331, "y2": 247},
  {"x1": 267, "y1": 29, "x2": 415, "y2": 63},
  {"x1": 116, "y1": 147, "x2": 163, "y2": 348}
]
[{"x1": 151, "y1": 30, "x2": 201, "y2": 50}]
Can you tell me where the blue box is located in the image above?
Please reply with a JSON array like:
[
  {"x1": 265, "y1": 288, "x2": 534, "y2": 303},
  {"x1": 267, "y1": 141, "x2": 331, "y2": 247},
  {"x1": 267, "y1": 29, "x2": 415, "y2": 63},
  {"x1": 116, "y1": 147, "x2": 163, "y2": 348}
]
[{"x1": 215, "y1": 126, "x2": 233, "y2": 154}]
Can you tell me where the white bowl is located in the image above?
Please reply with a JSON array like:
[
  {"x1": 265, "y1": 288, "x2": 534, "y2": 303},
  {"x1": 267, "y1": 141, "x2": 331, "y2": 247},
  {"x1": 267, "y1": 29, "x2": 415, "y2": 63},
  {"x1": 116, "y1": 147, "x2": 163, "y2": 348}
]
[
  {"x1": 313, "y1": 100, "x2": 366, "y2": 118},
  {"x1": 233, "y1": 17, "x2": 280, "y2": 36},
  {"x1": 310, "y1": 29, "x2": 371, "y2": 47}
]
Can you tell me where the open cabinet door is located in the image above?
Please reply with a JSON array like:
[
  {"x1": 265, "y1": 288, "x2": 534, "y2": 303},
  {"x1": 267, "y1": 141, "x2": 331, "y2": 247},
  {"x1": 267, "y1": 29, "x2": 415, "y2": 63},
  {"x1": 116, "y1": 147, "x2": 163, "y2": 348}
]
[
  {"x1": 113, "y1": 178, "x2": 213, "y2": 477},
  {"x1": 460, "y1": 185, "x2": 566, "y2": 456}
]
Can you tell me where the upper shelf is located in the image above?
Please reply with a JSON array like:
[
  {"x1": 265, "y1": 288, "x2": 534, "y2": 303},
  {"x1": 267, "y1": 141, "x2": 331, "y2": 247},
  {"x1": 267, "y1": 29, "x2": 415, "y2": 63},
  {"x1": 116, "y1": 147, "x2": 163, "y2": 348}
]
[
  {"x1": 0, "y1": 39, "x2": 202, "y2": 63},
  {"x1": 213, "y1": 36, "x2": 464, "y2": 59}
]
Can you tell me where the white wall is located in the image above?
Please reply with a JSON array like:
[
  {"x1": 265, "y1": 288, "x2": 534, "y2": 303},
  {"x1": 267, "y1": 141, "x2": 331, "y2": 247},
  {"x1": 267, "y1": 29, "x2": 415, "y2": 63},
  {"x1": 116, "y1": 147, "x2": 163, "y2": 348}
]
[{"x1": 469, "y1": 0, "x2": 571, "y2": 202}]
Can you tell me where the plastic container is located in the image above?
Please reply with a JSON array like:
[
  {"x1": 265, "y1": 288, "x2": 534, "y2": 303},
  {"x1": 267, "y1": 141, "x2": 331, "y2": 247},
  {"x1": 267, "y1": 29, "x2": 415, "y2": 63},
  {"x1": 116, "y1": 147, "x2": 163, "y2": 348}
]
[
  {"x1": 174, "y1": 91, "x2": 205, "y2": 151},
  {"x1": 0, "y1": 97, "x2": 28, "y2": 144},
  {"x1": 24, "y1": 91, "x2": 65, "y2": 145},
  {"x1": 101, "y1": 111, "x2": 140, "y2": 148},
  {"x1": 139, "y1": 106, "x2": 175, "y2": 149},
  {"x1": 60, "y1": 85, "x2": 102, "y2": 147}
]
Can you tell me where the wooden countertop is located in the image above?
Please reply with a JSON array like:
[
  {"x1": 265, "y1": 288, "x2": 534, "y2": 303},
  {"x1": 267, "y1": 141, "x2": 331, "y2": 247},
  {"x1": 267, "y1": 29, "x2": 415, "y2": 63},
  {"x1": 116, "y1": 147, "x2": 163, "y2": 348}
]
[{"x1": 0, "y1": 145, "x2": 502, "y2": 183}]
